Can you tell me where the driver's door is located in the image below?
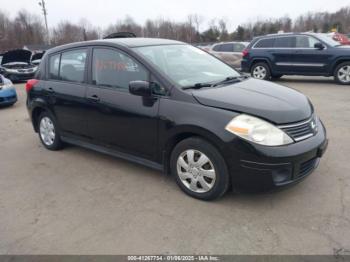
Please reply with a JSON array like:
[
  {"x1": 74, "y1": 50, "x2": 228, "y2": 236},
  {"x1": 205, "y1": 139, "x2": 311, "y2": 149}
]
[
  {"x1": 291, "y1": 35, "x2": 332, "y2": 74},
  {"x1": 85, "y1": 47, "x2": 160, "y2": 160}
]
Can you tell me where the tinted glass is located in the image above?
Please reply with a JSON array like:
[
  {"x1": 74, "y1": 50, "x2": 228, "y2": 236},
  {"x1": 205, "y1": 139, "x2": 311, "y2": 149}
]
[
  {"x1": 92, "y1": 48, "x2": 148, "y2": 89},
  {"x1": 233, "y1": 43, "x2": 245, "y2": 52},
  {"x1": 212, "y1": 45, "x2": 222, "y2": 51},
  {"x1": 254, "y1": 38, "x2": 275, "y2": 48},
  {"x1": 295, "y1": 36, "x2": 319, "y2": 48},
  {"x1": 60, "y1": 49, "x2": 87, "y2": 83},
  {"x1": 135, "y1": 45, "x2": 240, "y2": 87},
  {"x1": 48, "y1": 54, "x2": 60, "y2": 80},
  {"x1": 220, "y1": 44, "x2": 234, "y2": 52},
  {"x1": 274, "y1": 37, "x2": 295, "y2": 48}
]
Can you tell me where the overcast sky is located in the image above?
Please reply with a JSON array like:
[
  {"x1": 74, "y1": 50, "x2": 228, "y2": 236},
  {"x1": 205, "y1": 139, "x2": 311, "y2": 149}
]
[{"x1": 1, "y1": 0, "x2": 349, "y2": 31}]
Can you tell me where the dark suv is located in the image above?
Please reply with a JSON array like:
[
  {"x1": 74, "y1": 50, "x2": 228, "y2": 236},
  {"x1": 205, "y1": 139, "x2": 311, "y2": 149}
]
[
  {"x1": 241, "y1": 33, "x2": 350, "y2": 84},
  {"x1": 26, "y1": 38, "x2": 328, "y2": 200}
]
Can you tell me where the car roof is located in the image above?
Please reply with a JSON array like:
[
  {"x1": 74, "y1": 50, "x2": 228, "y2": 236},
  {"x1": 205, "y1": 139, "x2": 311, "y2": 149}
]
[
  {"x1": 46, "y1": 38, "x2": 185, "y2": 54},
  {"x1": 254, "y1": 32, "x2": 322, "y2": 40}
]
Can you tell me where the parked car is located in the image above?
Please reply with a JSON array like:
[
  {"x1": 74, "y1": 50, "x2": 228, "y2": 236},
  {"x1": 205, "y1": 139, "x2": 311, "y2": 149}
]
[
  {"x1": 0, "y1": 74, "x2": 17, "y2": 106},
  {"x1": 0, "y1": 49, "x2": 38, "y2": 82},
  {"x1": 26, "y1": 38, "x2": 328, "y2": 200},
  {"x1": 31, "y1": 51, "x2": 45, "y2": 66},
  {"x1": 327, "y1": 32, "x2": 350, "y2": 45},
  {"x1": 209, "y1": 42, "x2": 249, "y2": 68},
  {"x1": 241, "y1": 32, "x2": 350, "y2": 84}
]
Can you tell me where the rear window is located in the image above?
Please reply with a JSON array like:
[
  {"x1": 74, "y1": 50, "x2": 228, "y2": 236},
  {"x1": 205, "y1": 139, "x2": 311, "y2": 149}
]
[{"x1": 254, "y1": 38, "x2": 275, "y2": 48}]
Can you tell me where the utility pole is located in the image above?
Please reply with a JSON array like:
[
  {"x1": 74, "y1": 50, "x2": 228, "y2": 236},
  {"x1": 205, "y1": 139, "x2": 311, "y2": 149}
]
[{"x1": 38, "y1": 0, "x2": 50, "y2": 44}]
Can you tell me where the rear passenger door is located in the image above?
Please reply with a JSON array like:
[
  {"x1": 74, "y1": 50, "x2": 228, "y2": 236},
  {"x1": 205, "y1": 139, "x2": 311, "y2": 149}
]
[
  {"x1": 46, "y1": 49, "x2": 90, "y2": 137},
  {"x1": 269, "y1": 36, "x2": 295, "y2": 73},
  {"x1": 85, "y1": 47, "x2": 159, "y2": 159}
]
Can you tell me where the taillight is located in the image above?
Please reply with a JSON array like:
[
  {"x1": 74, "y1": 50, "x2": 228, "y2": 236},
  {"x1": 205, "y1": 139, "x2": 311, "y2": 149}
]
[
  {"x1": 25, "y1": 79, "x2": 39, "y2": 92},
  {"x1": 242, "y1": 48, "x2": 249, "y2": 58}
]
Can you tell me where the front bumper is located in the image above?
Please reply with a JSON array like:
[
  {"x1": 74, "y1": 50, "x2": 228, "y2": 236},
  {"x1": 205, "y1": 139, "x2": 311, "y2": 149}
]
[
  {"x1": 225, "y1": 118, "x2": 328, "y2": 192},
  {"x1": 0, "y1": 87, "x2": 17, "y2": 105},
  {"x1": 3, "y1": 71, "x2": 35, "y2": 82}
]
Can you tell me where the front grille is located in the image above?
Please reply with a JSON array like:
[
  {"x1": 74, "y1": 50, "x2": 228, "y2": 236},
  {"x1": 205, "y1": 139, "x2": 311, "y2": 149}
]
[
  {"x1": 279, "y1": 116, "x2": 317, "y2": 142},
  {"x1": 298, "y1": 158, "x2": 318, "y2": 178}
]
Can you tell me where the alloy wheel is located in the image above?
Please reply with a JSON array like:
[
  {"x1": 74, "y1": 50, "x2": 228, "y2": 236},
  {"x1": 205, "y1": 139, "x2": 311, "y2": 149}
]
[
  {"x1": 253, "y1": 66, "x2": 267, "y2": 79},
  {"x1": 39, "y1": 117, "x2": 55, "y2": 146},
  {"x1": 338, "y1": 65, "x2": 350, "y2": 84},
  {"x1": 176, "y1": 149, "x2": 216, "y2": 193}
]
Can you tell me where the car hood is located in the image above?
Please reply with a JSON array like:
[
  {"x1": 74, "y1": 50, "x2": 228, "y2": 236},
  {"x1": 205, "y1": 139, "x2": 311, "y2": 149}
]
[
  {"x1": 192, "y1": 78, "x2": 313, "y2": 124},
  {"x1": 1, "y1": 49, "x2": 32, "y2": 65}
]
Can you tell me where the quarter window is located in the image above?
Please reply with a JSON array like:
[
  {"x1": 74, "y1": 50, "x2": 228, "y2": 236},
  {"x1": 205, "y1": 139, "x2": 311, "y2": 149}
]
[
  {"x1": 233, "y1": 43, "x2": 245, "y2": 52},
  {"x1": 48, "y1": 54, "x2": 60, "y2": 80},
  {"x1": 92, "y1": 48, "x2": 148, "y2": 90},
  {"x1": 59, "y1": 49, "x2": 87, "y2": 83}
]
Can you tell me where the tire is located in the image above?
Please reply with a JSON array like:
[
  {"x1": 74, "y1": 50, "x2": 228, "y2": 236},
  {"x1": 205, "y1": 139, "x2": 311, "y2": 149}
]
[
  {"x1": 170, "y1": 137, "x2": 230, "y2": 201},
  {"x1": 251, "y1": 62, "x2": 271, "y2": 80},
  {"x1": 334, "y1": 62, "x2": 350, "y2": 85},
  {"x1": 38, "y1": 111, "x2": 63, "y2": 150}
]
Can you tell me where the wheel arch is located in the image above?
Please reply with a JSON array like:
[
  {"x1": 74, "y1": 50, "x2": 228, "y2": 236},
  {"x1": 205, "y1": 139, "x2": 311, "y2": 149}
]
[
  {"x1": 30, "y1": 99, "x2": 55, "y2": 132},
  {"x1": 331, "y1": 58, "x2": 350, "y2": 75},
  {"x1": 162, "y1": 125, "x2": 228, "y2": 175},
  {"x1": 250, "y1": 58, "x2": 272, "y2": 72}
]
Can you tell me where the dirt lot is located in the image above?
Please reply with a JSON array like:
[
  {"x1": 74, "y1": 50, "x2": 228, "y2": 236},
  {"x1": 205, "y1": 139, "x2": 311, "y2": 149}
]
[{"x1": 0, "y1": 76, "x2": 349, "y2": 255}]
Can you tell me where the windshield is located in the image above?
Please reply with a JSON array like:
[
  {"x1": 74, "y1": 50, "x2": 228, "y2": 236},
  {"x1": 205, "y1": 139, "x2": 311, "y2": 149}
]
[
  {"x1": 315, "y1": 34, "x2": 340, "y2": 47},
  {"x1": 134, "y1": 44, "x2": 240, "y2": 87}
]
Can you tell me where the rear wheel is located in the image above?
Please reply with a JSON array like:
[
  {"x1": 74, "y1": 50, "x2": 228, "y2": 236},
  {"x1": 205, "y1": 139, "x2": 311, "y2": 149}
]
[
  {"x1": 170, "y1": 137, "x2": 230, "y2": 200},
  {"x1": 38, "y1": 111, "x2": 63, "y2": 150},
  {"x1": 334, "y1": 62, "x2": 350, "y2": 85},
  {"x1": 251, "y1": 62, "x2": 271, "y2": 80}
]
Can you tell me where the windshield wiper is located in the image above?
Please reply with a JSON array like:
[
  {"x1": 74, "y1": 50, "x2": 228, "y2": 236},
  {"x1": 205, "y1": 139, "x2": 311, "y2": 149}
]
[
  {"x1": 182, "y1": 82, "x2": 213, "y2": 90},
  {"x1": 212, "y1": 75, "x2": 248, "y2": 87},
  {"x1": 182, "y1": 75, "x2": 249, "y2": 90}
]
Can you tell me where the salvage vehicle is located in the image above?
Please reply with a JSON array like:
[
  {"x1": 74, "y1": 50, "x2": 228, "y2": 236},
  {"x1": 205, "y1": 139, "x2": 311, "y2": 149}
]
[
  {"x1": 0, "y1": 74, "x2": 17, "y2": 106},
  {"x1": 241, "y1": 32, "x2": 350, "y2": 84},
  {"x1": 0, "y1": 49, "x2": 38, "y2": 82},
  {"x1": 26, "y1": 38, "x2": 328, "y2": 200},
  {"x1": 209, "y1": 42, "x2": 249, "y2": 69},
  {"x1": 31, "y1": 52, "x2": 45, "y2": 66}
]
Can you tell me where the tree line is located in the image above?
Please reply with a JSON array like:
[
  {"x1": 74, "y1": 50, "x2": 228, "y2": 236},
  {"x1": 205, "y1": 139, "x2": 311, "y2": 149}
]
[{"x1": 0, "y1": 6, "x2": 349, "y2": 52}]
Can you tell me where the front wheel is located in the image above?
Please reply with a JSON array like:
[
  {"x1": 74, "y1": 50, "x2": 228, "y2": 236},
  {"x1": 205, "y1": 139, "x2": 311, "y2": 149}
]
[
  {"x1": 334, "y1": 62, "x2": 350, "y2": 85},
  {"x1": 170, "y1": 137, "x2": 230, "y2": 200},
  {"x1": 251, "y1": 62, "x2": 271, "y2": 80}
]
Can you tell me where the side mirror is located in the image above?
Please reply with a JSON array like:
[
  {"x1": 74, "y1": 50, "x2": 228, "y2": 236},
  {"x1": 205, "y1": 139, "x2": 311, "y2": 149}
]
[
  {"x1": 314, "y1": 42, "x2": 325, "y2": 50},
  {"x1": 129, "y1": 80, "x2": 152, "y2": 97}
]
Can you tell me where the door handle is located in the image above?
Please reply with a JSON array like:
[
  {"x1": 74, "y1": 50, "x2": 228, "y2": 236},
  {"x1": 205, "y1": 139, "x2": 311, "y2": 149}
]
[{"x1": 87, "y1": 94, "x2": 100, "y2": 102}]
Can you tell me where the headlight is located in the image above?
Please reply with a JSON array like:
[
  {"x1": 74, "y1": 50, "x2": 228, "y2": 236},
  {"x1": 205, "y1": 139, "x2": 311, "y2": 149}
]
[
  {"x1": 1, "y1": 83, "x2": 14, "y2": 89},
  {"x1": 1, "y1": 79, "x2": 14, "y2": 90},
  {"x1": 225, "y1": 114, "x2": 293, "y2": 146}
]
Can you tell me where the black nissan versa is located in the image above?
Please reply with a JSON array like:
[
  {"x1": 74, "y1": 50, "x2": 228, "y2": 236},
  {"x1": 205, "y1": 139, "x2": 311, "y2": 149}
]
[{"x1": 26, "y1": 38, "x2": 328, "y2": 200}]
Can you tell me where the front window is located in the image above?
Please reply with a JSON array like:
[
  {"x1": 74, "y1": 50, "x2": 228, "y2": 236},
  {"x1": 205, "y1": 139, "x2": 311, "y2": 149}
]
[
  {"x1": 92, "y1": 48, "x2": 148, "y2": 90},
  {"x1": 134, "y1": 45, "x2": 240, "y2": 87}
]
